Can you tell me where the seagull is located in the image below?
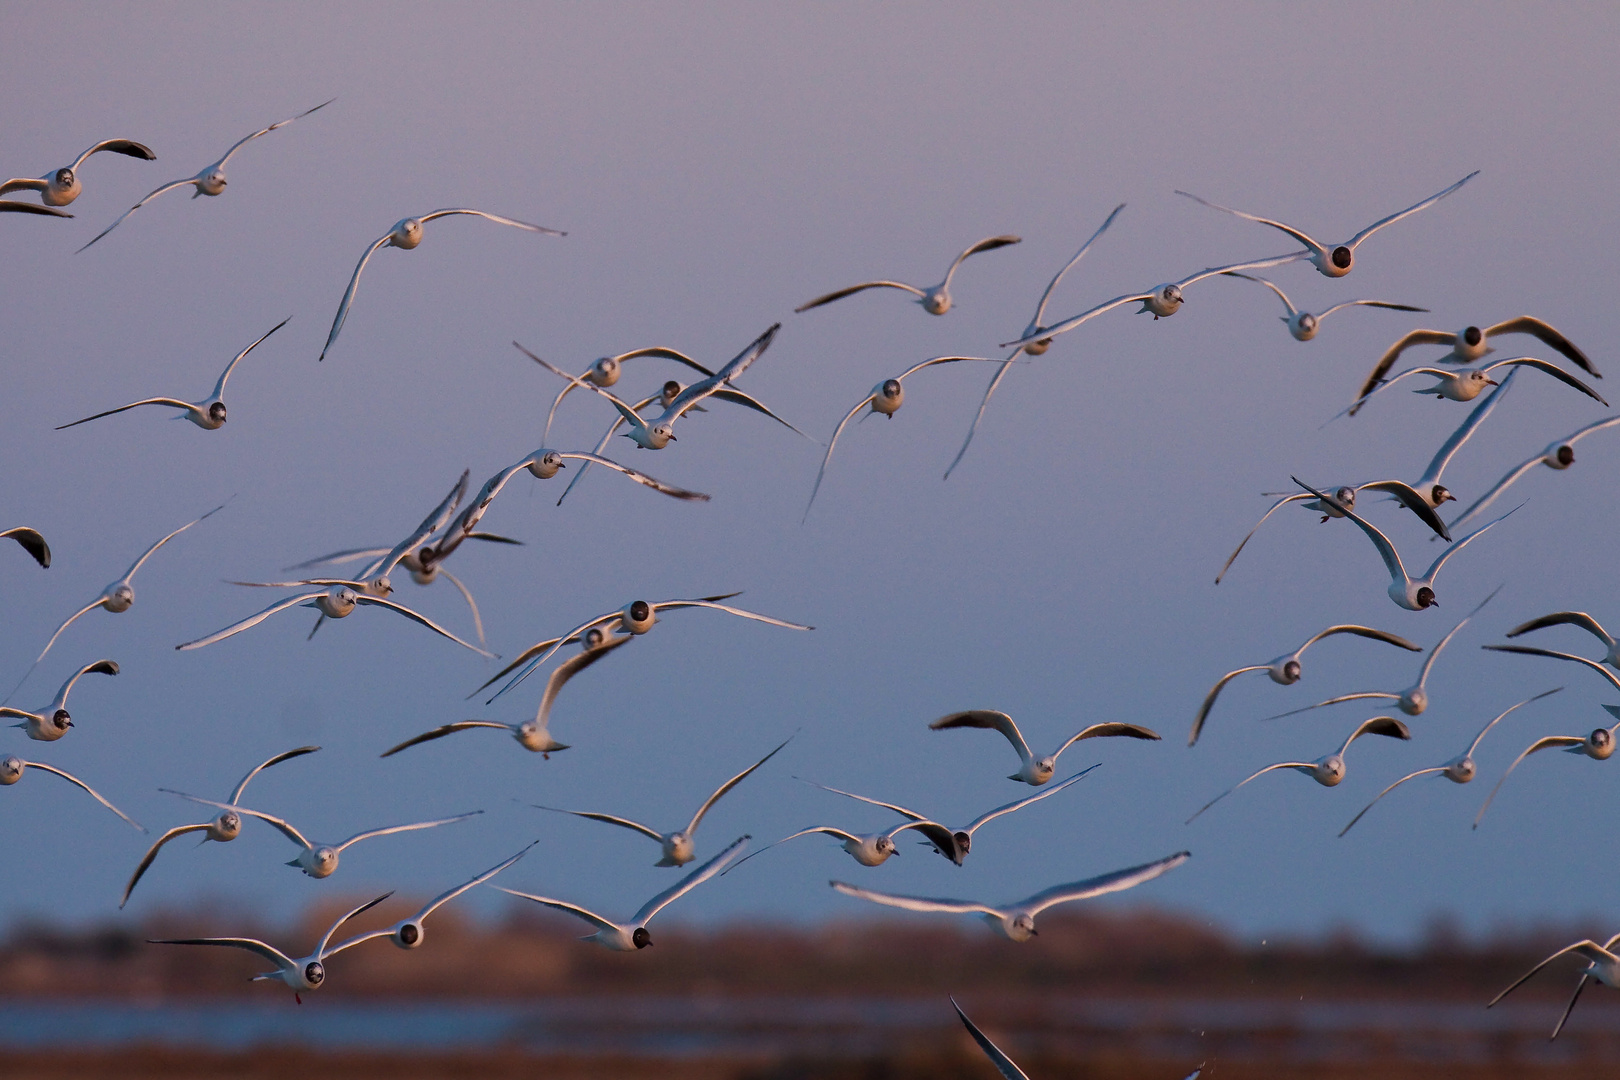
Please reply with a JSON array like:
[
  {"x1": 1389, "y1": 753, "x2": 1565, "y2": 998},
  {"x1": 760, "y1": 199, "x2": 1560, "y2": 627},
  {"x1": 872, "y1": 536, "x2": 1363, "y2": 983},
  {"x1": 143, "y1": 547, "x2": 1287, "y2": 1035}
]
[
  {"x1": 1489, "y1": 933, "x2": 1620, "y2": 1040},
  {"x1": 1339, "y1": 688, "x2": 1562, "y2": 837},
  {"x1": 1289, "y1": 478, "x2": 1516, "y2": 611},
  {"x1": 149, "y1": 891, "x2": 391, "y2": 1003},
  {"x1": 1189, "y1": 625, "x2": 1421, "y2": 747},
  {"x1": 481, "y1": 594, "x2": 811, "y2": 704},
  {"x1": 175, "y1": 582, "x2": 493, "y2": 656},
  {"x1": 383, "y1": 631, "x2": 631, "y2": 758},
  {"x1": 533, "y1": 736, "x2": 791, "y2": 867},
  {"x1": 493, "y1": 834, "x2": 749, "y2": 951},
  {"x1": 1187, "y1": 716, "x2": 1412, "y2": 824},
  {"x1": 319, "y1": 209, "x2": 565, "y2": 360},
  {"x1": 2, "y1": 527, "x2": 50, "y2": 569},
  {"x1": 1222, "y1": 271, "x2": 1427, "y2": 341},
  {"x1": 1, "y1": 659, "x2": 117, "y2": 741},
  {"x1": 122, "y1": 745, "x2": 320, "y2": 907},
  {"x1": 928, "y1": 710, "x2": 1160, "y2": 785},
  {"x1": 167, "y1": 797, "x2": 481, "y2": 878},
  {"x1": 2, "y1": 138, "x2": 156, "y2": 206},
  {"x1": 1176, "y1": 171, "x2": 1478, "y2": 278},
  {"x1": 1, "y1": 199, "x2": 72, "y2": 217},
  {"x1": 998, "y1": 253, "x2": 1306, "y2": 349},
  {"x1": 1447, "y1": 414, "x2": 1620, "y2": 534},
  {"x1": 1473, "y1": 700, "x2": 1620, "y2": 829},
  {"x1": 950, "y1": 997, "x2": 1201, "y2": 1080},
  {"x1": 1504, "y1": 610, "x2": 1620, "y2": 670},
  {"x1": 1215, "y1": 371, "x2": 1517, "y2": 583},
  {"x1": 804, "y1": 355, "x2": 1008, "y2": 519},
  {"x1": 944, "y1": 204, "x2": 1124, "y2": 479},
  {"x1": 530, "y1": 345, "x2": 722, "y2": 445},
  {"x1": 56, "y1": 318, "x2": 288, "y2": 431},
  {"x1": 830, "y1": 851, "x2": 1190, "y2": 941},
  {"x1": 1346, "y1": 356, "x2": 1606, "y2": 416},
  {"x1": 1356, "y1": 316, "x2": 1600, "y2": 406},
  {"x1": 795, "y1": 235, "x2": 1021, "y2": 316},
  {"x1": 1261, "y1": 591, "x2": 1498, "y2": 721},
  {"x1": 806, "y1": 767, "x2": 1096, "y2": 865},
  {"x1": 1, "y1": 753, "x2": 142, "y2": 829},
  {"x1": 80, "y1": 101, "x2": 332, "y2": 251},
  {"x1": 724, "y1": 817, "x2": 951, "y2": 872},
  {"x1": 330, "y1": 843, "x2": 536, "y2": 952}
]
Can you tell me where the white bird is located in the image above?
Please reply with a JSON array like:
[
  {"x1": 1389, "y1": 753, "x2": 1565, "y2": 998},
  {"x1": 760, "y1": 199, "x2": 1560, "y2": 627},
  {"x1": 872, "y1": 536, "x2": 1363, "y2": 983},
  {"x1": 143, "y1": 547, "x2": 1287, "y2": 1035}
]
[
  {"x1": 493, "y1": 834, "x2": 749, "y2": 951},
  {"x1": 1176, "y1": 171, "x2": 1478, "y2": 278},
  {"x1": 1473, "y1": 701, "x2": 1620, "y2": 830},
  {"x1": 928, "y1": 710, "x2": 1160, "y2": 785},
  {"x1": 0, "y1": 753, "x2": 143, "y2": 830},
  {"x1": 0, "y1": 658, "x2": 117, "y2": 741},
  {"x1": 804, "y1": 355, "x2": 1009, "y2": 519},
  {"x1": 1504, "y1": 610, "x2": 1620, "y2": 670},
  {"x1": 795, "y1": 235, "x2": 1021, "y2": 316},
  {"x1": 944, "y1": 204, "x2": 1124, "y2": 479},
  {"x1": 384, "y1": 630, "x2": 631, "y2": 759},
  {"x1": 1356, "y1": 316, "x2": 1600, "y2": 405},
  {"x1": 2, "y1": 527, "x2": 50, "y2": 569},
  {"x1": 1447, "y1": 414, "x2": 1620, "y2": 534},
  {"x1": 123, "y1": 745, "x2": 320, "y2": 907},
  {"x1": 1189, "y1": 625, "x2": 1421, "y2": 746},
  {"x1": 1489, "y1": 933, "x2": 1620, "y2": 1040},
  {"x1": 1215, "y1": 371, "x2": 1518, "y2": 583},
  {"x1": 1290, "y1": 478, "x2": 1515, "y2": 611},
  {"x1": 175, "y1": 582, "x2": 493, "y2": 657},
  {"x1": 951, "y1": 997, "x2": 1201, "y2": 1080},
  {"x1": 0, "y1": 200, "x2": 72, "y2": 218},
  {"x1": 149, "y1": 891, "x2": 391, "y2": 1002},
  {"x1": 319, "y1": 208, "x2": 565, "y2": 360},
  {"x1": 79, "y1": 101, "x2": 332, "y2": 251},
  {"x1": 1347, "y1": 356, "x2": 1606, "y2": 416},
  {"x1": 534, "y1": 736, "x2": 791, "y2": 867},
  {"x1": 830, "y1": 851, "x2": 1190, "y2": 942},
  {"x1": 530, "y1": 345, "x2": 726, "y2": 445},
  {"x1": 169, "y1": 797, "x2": 481, "y2": 878},
  {"x1": 1222, "y1": 271, "x2": 1426, "y2": 341},
  {"x1": 807, "y1": 767, "x2": 1096, "y2": 865},
  {"x1": 998, "y1": 253, "x2": 1306, "y2": 350},
  {"x1": 2, "y1": 138, "x2": 156, "y2": 206},
  {"x1": 482, "y1": 594, "x2": 811, "y2": 704},
  {"x1": 331, "y1": 843, "x2": 536, "y2": 952},
  {"x1": 1187, "y1": 716, "x2": 1412, "y2": 824},
  {"x1": 1262, "y1": 592, "x2": 1497, "y2": 721},
  {"x1": 1339, "y1": 688, "x2": 1562, "y2": 837},
  {"x1": 725, "y1": 817, "x2": 953, "y2": 872},
  {"x1": 56, "y1": 318, "x2": 288, "y2": 431}
]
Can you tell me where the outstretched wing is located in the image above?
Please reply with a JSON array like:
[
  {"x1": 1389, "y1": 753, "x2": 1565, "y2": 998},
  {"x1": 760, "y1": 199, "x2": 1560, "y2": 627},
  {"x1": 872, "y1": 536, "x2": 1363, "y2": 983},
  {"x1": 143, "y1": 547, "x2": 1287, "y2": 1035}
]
[
  {"x1": 1357, "y1": 481, "x2": 1451, "y2": 541},
  {"x1": 535, "y1": 806, "x2": 665, "y2": 842},
  {"x1": 72, "y1": 139, "x2": 157, "y2": 170},
  {"x1": 318, "y1": 232, "x2": 392, "y2": 360},
  {"x1": 1481, "y1": 644, "x2": 1620, "y2": 692},
  {"x1": 491, "y1": 886, "x2": 618, "y2": 934},
  {"x1": 56, "y1": 398, "x2": 202, "y2": 430},
  {"x1": 174, "y1": 592, "x2": 327, "y2": 651},
  {"x1": 214, "y1": 317, "x2": 290, "y2": 399},
  {"x1": 1485, "y1": 315, "x2": 1598, "y2": 377},
  {"x1": 1215, "y1": 494, "x2": 1312, "y2": 584},
  {"x1": 1419, "y1": 505, "x2": 1519, "y2": 587},
  {"x1": 555, "y1": 452, "x2": 711, "y2": 501},
  {"x1": 417, "y1": 842, "x2": 539, "y2": 921},
  {"x1": 633, "y1": 835, "x2": 750, "y2": 925},
  {"x1": 1473, "y1": 735, "x2": 1587, "y2": 828},
  {"x1": 685, "y1": 735, "x2": 794, "y2": 836},
  {"x1": 217, "y1": 99, "x2": 334, "y2": 168},
  {"x1": 1, "y1": 527, "x2": 50, "y2": 568},
  {"x1": 1188, "y1": 666, "x2": 1267, "y2": 747},
  {"x1": 1174, "y1": 189, "x2": 1325, "y2": 254},
  {"x1": 1482, "y1": 357, "x2": 1606, "y2": 406},
  {"x1": 1301, "y1": 624, "x2": 1423, "y2": 653},
  {"x1": 1346, "y1": 171, "x2": 1479, "y2": 248},
  {"x1": 351, "y1": 595, "x2": 496, "y2": 658},
  {"x1": 1507, "y1": 611, "x2": 1616, "y2": 648},
  {"x1": 77, "y1": 177, "x2": 195, "y2": 251},
  {"x1": 804, "y1": 394, "x2": 874, "y2": 521},
  {"x1": 1355, "y1": 328, "x2": 1460, "y2": 406},
  {"x1": 121, "y1": 823, "x2": 212, "y2": 908},
  {"x1": 829, "y1": 880, "x2": 993, "y2": 916},
  {"x1": 147, "y1": 936, "x2": 291, "y2": 970},
  {"x1": 228, "y1": 745, "x2": 321, "y2": 805},
  {"x1": 379, "y1": 721, "x2": 512, "y2": 758},
  {"x1": 1413, "y1": 366, "x2": 1518, "y2": 489},
  {"x1": 1338, "y1": 768, "x2": 1448, "y2": 837},
  {"x1": 962, "y1": 767, "x2": 1096, "y2": 834},
  {"x1": 1029, "y1": 204, "x2": 1126, "y2": 330},
  {"x1": 1052, "y1": 722, "x2": 1162, "y2": 757},
  {"x1": 802, "y1": 779, "x2": 928, "y2": 822},
  {"x1": 940, "y1": 234, "x2": 1021, "y2": 290},
  {"x1": 334, "y1": 810, "x2": 482, "y2": 853},
  {"x1": 795, "y1": 280, "x2": 926, "y2": 312},
  {"x1": 25, "y1": 760, "x2": 144, "y2": 831},
  {"x1": 418, "y1": 207, "x2": 565, "y2": 235},
  {"x1": 1020, "y1": 851, "x2": 1191, "y2": 915},
  {"x1": 951, "y1": 998, "x2": 1032, "y2": 1080},
  {"x1": 929, "y1": 710, "x2": 1033, "y2": 764}
]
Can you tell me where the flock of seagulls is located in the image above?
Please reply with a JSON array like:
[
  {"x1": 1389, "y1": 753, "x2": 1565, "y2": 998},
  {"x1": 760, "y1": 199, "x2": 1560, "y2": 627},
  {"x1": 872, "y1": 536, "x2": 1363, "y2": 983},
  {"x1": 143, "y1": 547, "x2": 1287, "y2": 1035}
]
[{"x1": 5, "y1": 99, "x2": 1617, "y2": 1064}]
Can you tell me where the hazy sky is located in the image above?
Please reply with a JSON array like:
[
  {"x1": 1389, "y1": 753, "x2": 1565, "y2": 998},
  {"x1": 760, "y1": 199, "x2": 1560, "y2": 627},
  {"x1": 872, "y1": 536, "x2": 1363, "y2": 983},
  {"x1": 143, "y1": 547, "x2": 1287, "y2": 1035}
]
[{"x1": 2, "y1": 3, "x2": 1618, "y2": 945}]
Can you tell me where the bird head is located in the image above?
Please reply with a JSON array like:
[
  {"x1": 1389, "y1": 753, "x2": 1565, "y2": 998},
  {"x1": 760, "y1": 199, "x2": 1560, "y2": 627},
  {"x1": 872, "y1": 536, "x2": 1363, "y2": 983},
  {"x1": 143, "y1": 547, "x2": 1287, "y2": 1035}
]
[
  {"x1": 589, "y1": 356, "x2": 621, "y2": 386},
  {"x1": 395, "y1": 921, "x2": 424, "y2": 949},
  {"x1": 527, "y1": 450, "x2": 566, "y2": 480},
  {"x1": 208, "y1": 401, "x2": 228, "y2": 425},
  {"x1": 622, "y1": 599, "x2": 656, "y2": 634},
  {"x1": 632, "y1": 927, "x2": 653, "y2": 949},
  {"x1": 0, "y1": 756, "x2": 23, "y2": 785}
]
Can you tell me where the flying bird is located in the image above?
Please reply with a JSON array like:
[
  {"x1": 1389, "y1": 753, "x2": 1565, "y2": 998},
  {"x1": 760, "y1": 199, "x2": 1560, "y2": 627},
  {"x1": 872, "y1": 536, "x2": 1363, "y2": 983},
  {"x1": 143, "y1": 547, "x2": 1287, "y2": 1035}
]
[
  {"x1": 1489, "y1": 933, "x2": 1620, "y2": 1040},
  {"x1": 174, "y1": 582, "x2": 493, "y2": 657},
  {"x1": 1447, "y1": 414, "x2": 1620, "y2": 534},
  {"x1": 2, "y1": 138, "x2": 155, "y2": 206},
  {"x1": 725, "y1": 818, "x2": 948, "y2": 872},
  {"x1": 795, "y1": 234, "x2": 1020, "y2": 316},
  {"x1": 928, "y1": 710, "x2": 1160, "y2": 785},
  {"x1": 1504, "y1": 610, "x2": 1620, "y2": 670},
  {"x1": 1356, "y1": 316, "x2": 1599, "y2": 405},
  {"x1": 0, "y1": 753, "x2": 142, "y2": 830},
  {"x1": 1347, "y1": 356, "x2": 1605, "y2": 416},
  {"x1": 2, "y1": 527, "x2": 50, "y2": 569},
  {"x1": 529, "y1": 345, "x2": 728, "y2": 445},
  {"x1": 1221, "y1": 271, "x2": 1426, "y2": 341},
  {"x1": 1, "y1": 659, "x2": 117, "y2": 741},
  {"x1": 330, "y1": 843, "x2": 536, "y2": 952}
]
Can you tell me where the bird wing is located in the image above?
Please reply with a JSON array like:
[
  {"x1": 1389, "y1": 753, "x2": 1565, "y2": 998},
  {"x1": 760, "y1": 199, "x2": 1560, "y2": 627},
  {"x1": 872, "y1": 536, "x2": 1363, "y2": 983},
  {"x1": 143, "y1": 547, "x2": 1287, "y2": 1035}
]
[
  {"x1": 315, "y1": 891, "x2": 396, "y2": 958},
  {"x1": 492, "y1": 886, "x2": 621, "y2": 934},
  {"x1": 217, "y1": 99, "x2": 333, "y2": 168},
  {"x1": 829, "y1": 880, "x2": 995, "y2": 917},
  {"x1": 1020, "y1": 851, "x2": 1192, "y2": 915},
  {"x1": 436, "y1": 570, "x2": 486, "y2": 648},
  {"x1": 32, "y1": 597, "x2": 107, "y2": 667},
  {"x1": 379, "y1": 721, "x2": 513, "y2": 758},
  {"x1": 1355, "y1": 329, "x2": 1461, "y2": 404},
  {"x1": 1186, "y1": 763, "x2": 1315, "y2": 823},
  {"x1": 665, "y1": 324, "x2": 781, "y2": 420},
  {"x1": 1173, "y1": 252, "x2": 1310, "y2": 291},
  {"x1": 126, "y1": 504, "x2": 222, "y2": 581},
  {"x1": 283, "y1": 547, "x2": 392, "y2": 571},
  {"x1": 334, "y1": 810, "x2": 482, "y2": 853},
  {"x1": 49, "y1": 659, "x2": 118, "y2": 711},
  {"x1": 1357, "y1": 481, "x2": 1452, "y2": 541},
  {"x1": 1473, "y1": 736, "x2": 1588, "y2": 828},
  {"x1": 951, "y1": 998, "x2": 1032, "y2": 1080},
  {"x1": 1316, "y1": 299, "x2": 1429, "y2": 320},
  {"x1": 24, "y1": 760, "x2": 143, "y2": 830},
  {"x1": 556, "y1": 452, "x2": 711, "y2": 501},
  {"x1": 795, "y1": 280, "x2": 926, "y2": 312},
  {"x1": 685, "y1": 734, "x2": 794, "y2": 836},
  {"x1": 634, "y1": 835, "x2": 750, "y2": 925},
  {"x1": 1341, "y1": 716, "x2": 1412, "y2": 754},
  {"x1": 1301, "y1": 624, "x2": 1424, "y2": 653},
  {"x1": 121, "y1": 823, "x2": 212, "y2": 908},
  {"x1": 1486, "y1": 316, "x2": 1598, "y2": 376},
  {"x1": 1415, "y1": 366, "x2": 1519, "y2": 489},
  {"x1": 1051, "y1": 722, "x2": 1162, "y2": 758},
  {"x1": 804, "y1": 393, "x2": 874, "y2": 521},
  {"x1": 1488, "y1": 940, "x2": 1616, "y2": 1007},
  {"x1": 318, "y1": 232, "x2": 392, "y2": 360},
  {"x1": 802, "y1": 779, "x2": 928, "y2": 822},
  {"x1": 1221, "y1": 271, "x2": 1297, "y2": 316},
  {"x1": 928, "y1": 710, "x2": 1033, "y2": 765},
  {"x1": 962, "y1": 766, "x2": 1096, "y2": 834},
  {"x1": 942, "y1": 352, "x2": 1022, "y2": 481},
  {"x1": 1481, "y1": 645, "x2": 1620, "y2": 692},
  {"x1": 55, "y1": 398, "x2": 203, "y2": 430},
  {"x1": 1346, "y1": 171, "x2": 1479, "y2": 248},
  {"x1": 1260, "y1": 692, "x2": 1399, "y2": 722},
  {"x1": 1507, "y1": 611, "x2": 1615, "y2": 648},
  {"x1": 214, "y1": 317, "x2": 289, "y2": 399},
  {"x1": 1465, "y1": 687, "x2": 1565, "y2": 758},
  {"x1": 1029, "y1": 205, "x2": 1127, "y2": 329},
  {"x1": 940, "y1": 234, "x2": 1021, "y2": 290},
  {"x1": 556, "y1": 393, "x2": 661, "y2": 506},
  {"x1": 228, "y1": 745, "x2": 321, "y2": 805},
  {"x1": 351, "y1": 596, "x2": 495, "y2": 658},
  {"x1": 177, "y1": 795, "x2": 311, "y2": 848},
  {"x1": 1292, "y1": 478, "x2": 1408, "y2": 586},
  {"x1": 1446, "y1": 454, "x2": 1544, "y2": 535},
  {"x1": 1339, "y1": 768, "x2": 1448, "y2": 837},
  {"x1": 484, "y1": 613, "x2": 621, "y2": 702},
  {"x1": 705, "y1": 386, "x2": 814, "y2": 440},
  {"x1": 418, "y1": 207, "x2": 565, "y2": 235},
  {"x1": 371, "y1": 469, "x2": 470, "y2": 579},
  {"x1": 174, "y1": 592, "x2": 328, "y2": 651},
  {"x1": 1, "y1": 527, "x2": 50, "y2": 568},
  {"x1": 73, "y1": 139, "x2": 157, "y2": 169},
  {"x1": 1481, "y1": 357, "x2": 1606, "y2": 405},
  {"x1": 77, "y1": 177, "x2": 195, "y2": 251},
  {"x1": 1188, "y1": 666, "x2": 1267, "y2": 747},
  {"x1": 0, "y1": 178, "x2": 49, "y2": 196},
  {"x1": 537, "y1": 806, "x2": 665, "y2": 841},
  {"x1": 147, "y1": 936, "x2": 291, "y2": 969},
  {"x1": 659, "y1": 599, "x2": 813, "y2": 631},
  {"x1": 1214, "y1": 494, "x2": 1313, "y2": 584},
  {"x1": 1419, "y1": 504, "x2": 1518, "y2": 586},
  {"x1": 999, "y1": 293, "x2": 1143, "y2": 349},
  {"x1": 1174, "y1": 190, "x2": 1325, "y2": 253},
  {"x1": 417, "y1": 842, "x2": 539, "y2": 921}
]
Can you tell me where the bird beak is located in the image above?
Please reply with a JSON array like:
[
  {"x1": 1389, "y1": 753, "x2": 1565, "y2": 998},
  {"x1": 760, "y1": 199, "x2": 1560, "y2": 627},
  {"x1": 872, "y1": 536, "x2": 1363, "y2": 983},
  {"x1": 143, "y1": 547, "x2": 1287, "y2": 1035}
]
[{"x1": 1486, "y1": 379, "x2": 1499, "y2": 386}]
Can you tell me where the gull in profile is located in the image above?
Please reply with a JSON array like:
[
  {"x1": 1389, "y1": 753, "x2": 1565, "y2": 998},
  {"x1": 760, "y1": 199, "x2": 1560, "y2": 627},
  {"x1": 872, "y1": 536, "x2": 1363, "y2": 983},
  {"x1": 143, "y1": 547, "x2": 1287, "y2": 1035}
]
[
  {"x1": 928, "y1": 710, "x2": 1160, "y2": 785},
  {"x1": 1504, "y1": 610, "x2": 1620, "y2": 670},
  {"x1": 795, "y1": 235, "x2": 1021, "y2": 316},
  {"x1": 1222, "y1": 271, "x2": 1426, "y2": 341},
  {"x1": 387, "y1": 630, "x2": 629, "y2": 758},
  {"x1": 2, "y1": 138, "x2": 156, "y2": 206},
  {"x1": 1356, "y1": 316, "x2": 1600, "y2": 406},
  {"x1": 80, "y1": 101, "x2": 332, "y2": 252},
  {"x1": 319, "y1": 209, "x2": 565, "y2": 360},
  {"x1": 804, "y1": 355, "x2": 1008, "y2": 518},
  {"x1": 1346, "y1": 356, "x2": 1606, "y2": 416},
  {"x1": 123, "y1": 746, "x2": 319, "y2": 907},
  {"x1": 331, "y1": 843, "x2": 536, "y2": 952},
  {"x1": 999, "y1": 253, "x2": 1305, "y2": 350},
  {"x1": 1489, "y1": 932, "x2": 1620, "y2": 1040},
  {"x1": 482, "y1": 594, "x2": 811, "y2": 704},
  {"x1": 527, "y1": 345, "x2": 724, "y2": 445},
  {"x1": 1176, "y1": 171, "x2": 1478, "y2": 278},
  {"x1": 725, "y1": 817, "x2": 951, "y2": 872},
  {"x1": 169, "y1": 796, "x2": 481, "y2": 878},
  {"x1": 56, "y1": 318, "x2": 288, "y2": 432},
  {"x1": 2, "y1": 527, "x2": 50, "y2": 569},
  {"x1": 806, "y1": 767, "x2": 1096, "y2": 865},
  {"x1": 830, "y1": 851, "x2": 1190, "y2": 941},
  {"x1": 149, "y1": 892, "x2": 391, "y2": 1003},
  {"x1": 1, "y1": 753, "x2": 142, "y2": 829},
  {"x1": 1447, "y1": 414, "x2": 1620, "y2": 534},
  {"x1": 0, "y1": 201, "x2": 72, "y2": 218},
  {"x1": 1189, "y1": 624, "x2": 1421, "y2": 746},
  {"x1": 950, "y1": 997, "x2": 1201, "y2": 1080},
  {"x1": 1289, "y1": 478, "x2": 1516, "y2": 611},
  {"x1": 1186, "y1": 716, "x2": 1412, "y2": 824},
  {"x1": 493, "y1": 835, "x2": 749, "y2": 951},
  {"x1": 1339, "y1": 689, "x2": 1561, "y2": 837},
  {"x1": 1, "y1": 659, "x2": 117, "y2": 741},
  {"x1": 534, "y1": 736, "x2": 791, "y2": 867}
]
